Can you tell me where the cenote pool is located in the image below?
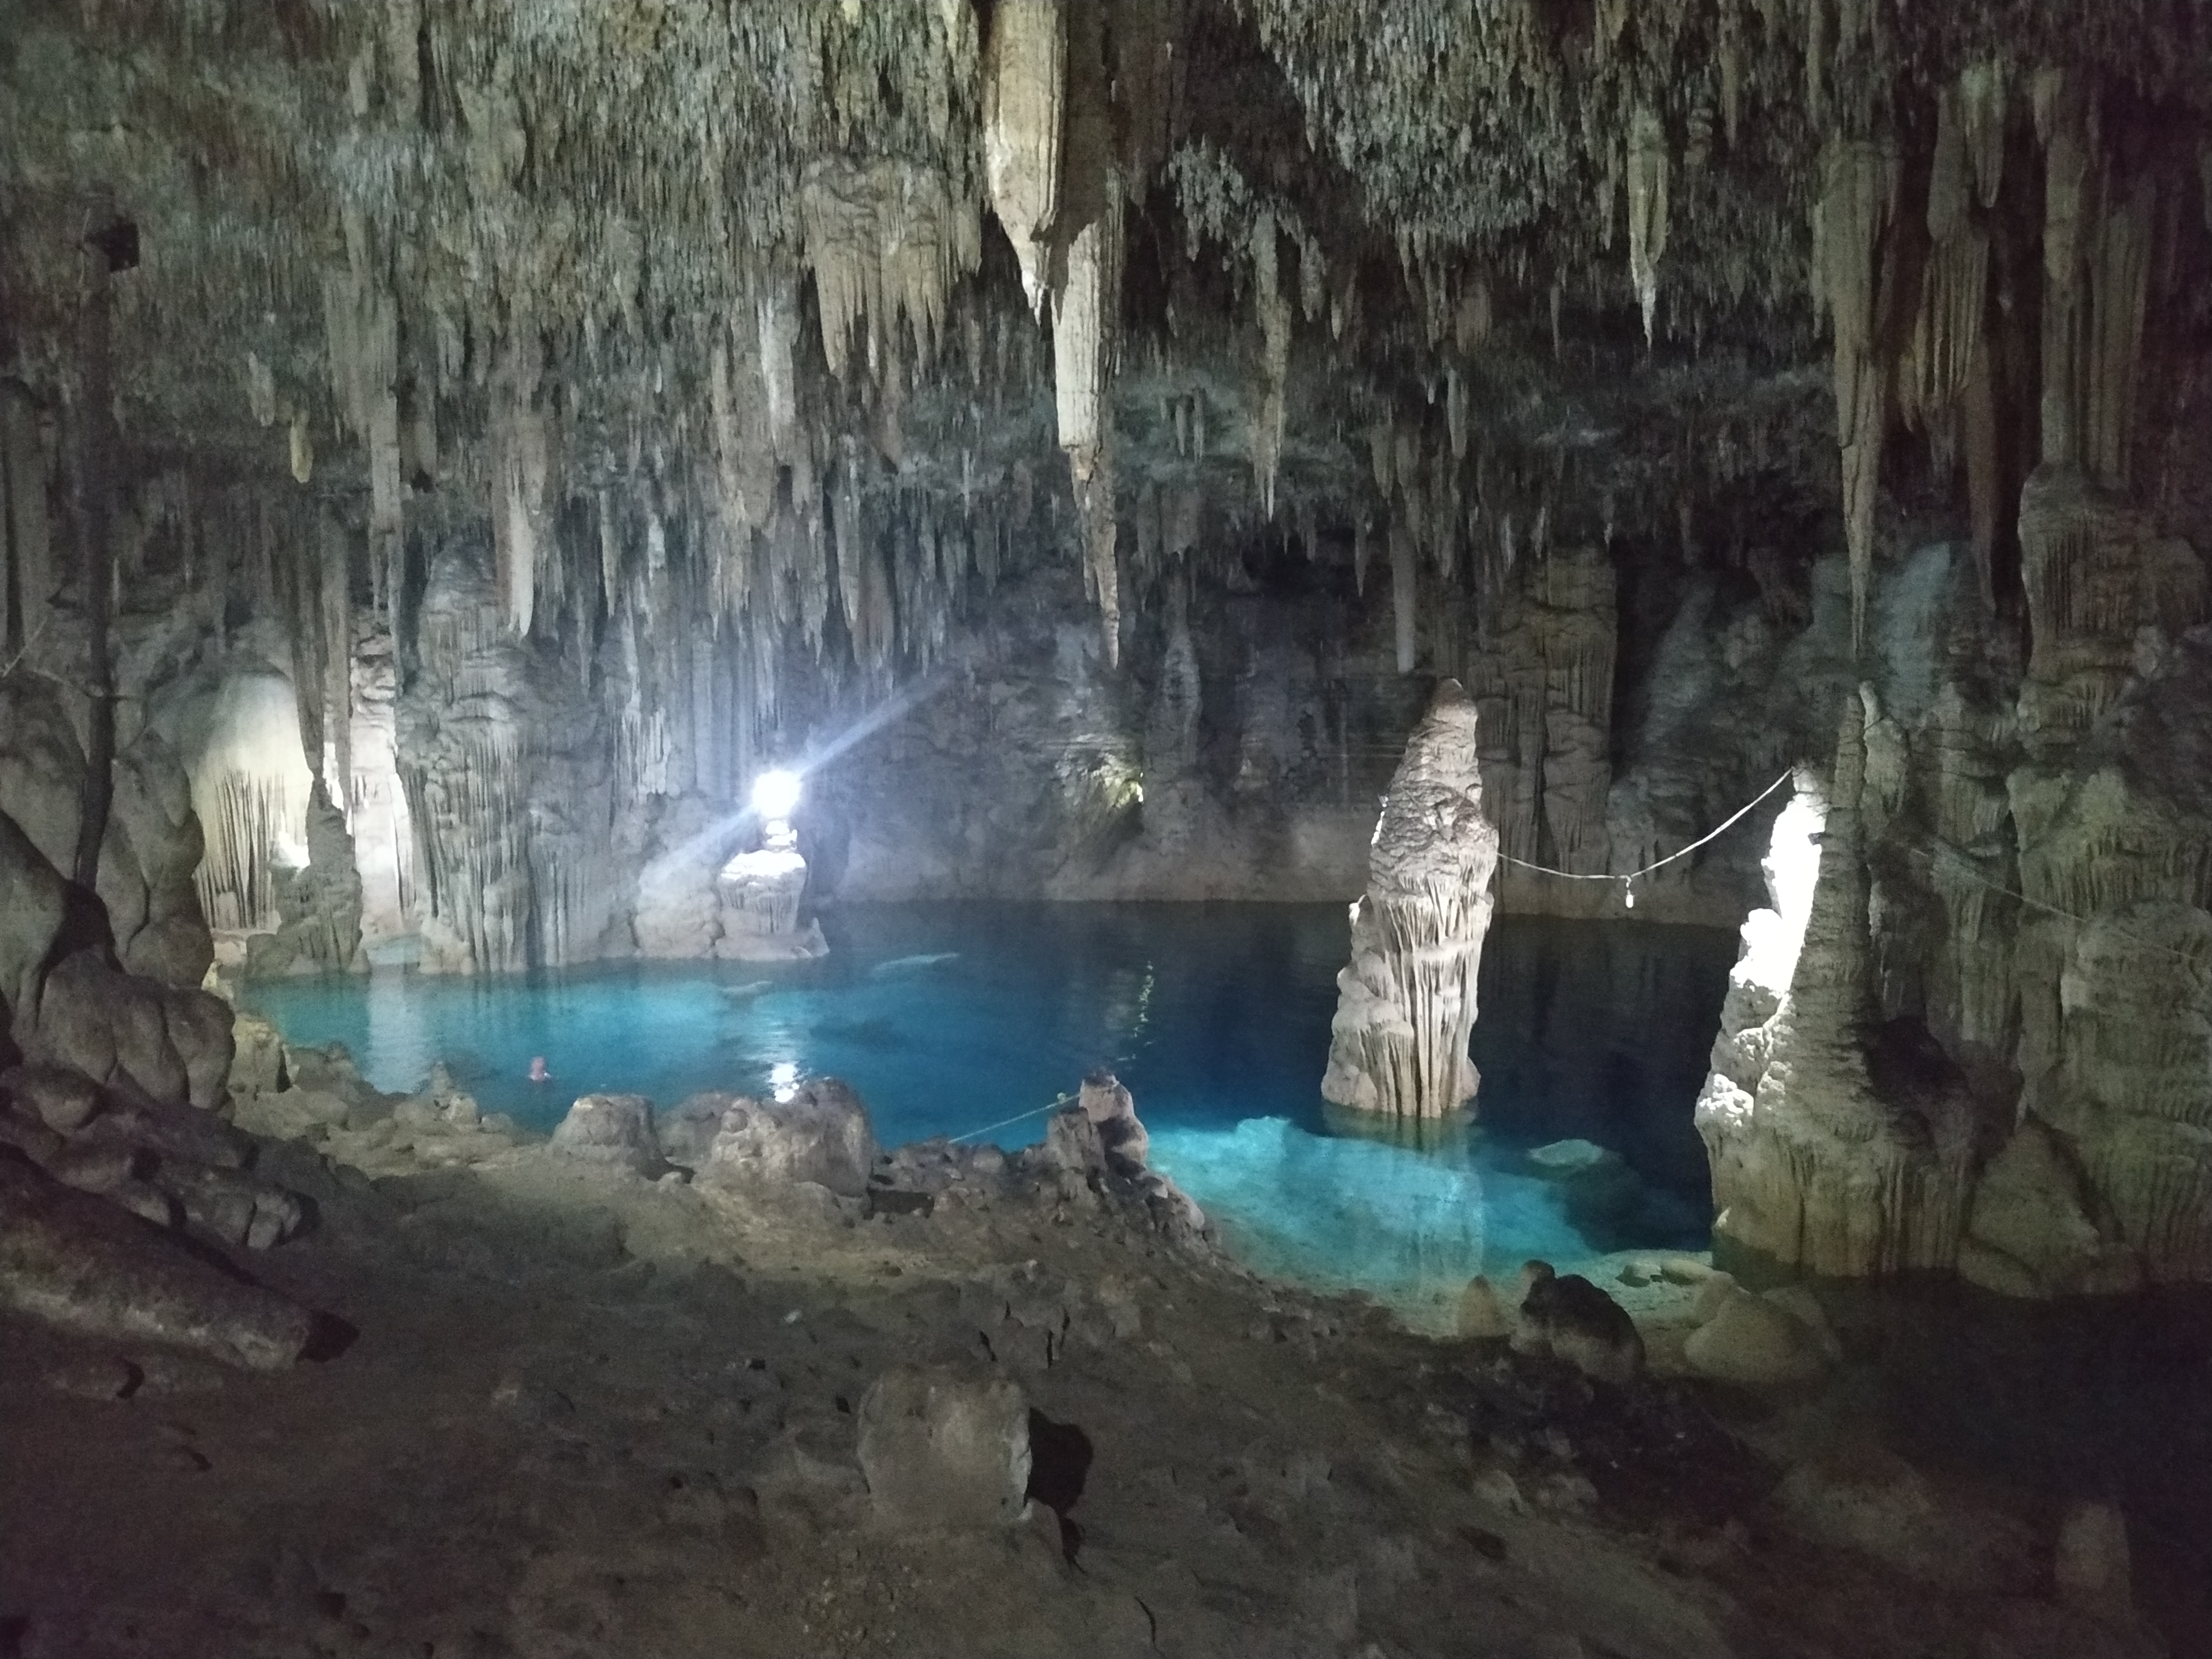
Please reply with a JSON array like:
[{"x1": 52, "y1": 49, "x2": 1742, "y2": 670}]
[{"x1": 244, "y1": 905, "x2": 1737, "y2": 1319}]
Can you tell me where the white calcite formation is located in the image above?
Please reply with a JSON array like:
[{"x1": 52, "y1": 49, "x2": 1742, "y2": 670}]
[
  {"x1": 1702, "y1": 516, "x2": 2212, "y2": 1288},
  {"x1": 714, "y1": 818, "x2": 828, "y2": 963},
  {"x1": 1322, "y1": 680, "x2": 1498, "y2": 1120},
  {"x1": 1698, "y1": 696, "x2": 1983, "y2": 1277}
]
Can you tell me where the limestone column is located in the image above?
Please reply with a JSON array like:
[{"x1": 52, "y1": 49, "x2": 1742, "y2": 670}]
[{"x1": 1321, "y1": 680, "x2": 1498, "y2": 1119}]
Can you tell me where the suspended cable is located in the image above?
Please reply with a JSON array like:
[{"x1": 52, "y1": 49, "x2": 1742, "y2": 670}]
[
  {"x1": 949, "y1": 1092, "x2": 1078, "y2": 1145},
  {"x1": 1495, "y1": 766, "x2": 1796, "y2": 907}
]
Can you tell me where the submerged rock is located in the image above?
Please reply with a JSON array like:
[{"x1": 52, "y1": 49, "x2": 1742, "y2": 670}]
[
  {"x1": 1683, "y1": 1286, "x2": 1834, "y2": 1388},
  {"x1": 856, "y1": 1363, "x2": 1031, "y2": 1531},
  {"x1": 1774, "y1": 1445, "x2": 2035, "y2": 1592}
]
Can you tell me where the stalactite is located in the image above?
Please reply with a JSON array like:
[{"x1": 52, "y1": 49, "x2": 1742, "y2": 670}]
[
  {"x1": 319, "y1": 514, "x2": 352, "y2": 809},
  {"x1": 1627, "y1": 104, "x2": 1671, "y2": 346},
  {"x1": 758, "y1": 268, "x2": 803, "y2": 463},
  {"x1": 288, "y1": 412, "x2": 314, "y2": 486},
  {"x1": 321, "y1": 212, "x2": 403, "y2": 625},
  {"x1": 1054, "y1": 174, "x2": 1125, "y2": 664},
  {"x1": 983, "y1": 0, "x2": 1065, "y2": 319},
  {"x1": 1390, "y1": 517, "x2": 1418, "y2": 675},
  {"x1": 802, "y1": 158, "x2": 982, "y2": 383},
  {"x1": 2036, "y1": 69, "x2": 2092, "y2": 471},
  {"x1": 1961, "y1": 333, "x2": 2001, "y2": 606},
  {"x1": 1249, "y1": 210, "x2": 1291, "y2": 517},
  {"x1": 2086, "y1": 176, "x2": 2156, "y2": 491},
  {"x1": 1818, "y1": 137, "x2": 1897, "y2": 654},
  {"x1": 1717, "y1": 0, "x2": 1743, "y2": 148},
  {"x1": 490, "y1": 333, "x2": 549, "y2": 638},
  {"x1": 1, "y1": 384, "x2": 54, "y2": 655}
]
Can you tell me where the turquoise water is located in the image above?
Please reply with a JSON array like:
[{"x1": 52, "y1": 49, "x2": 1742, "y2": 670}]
[{"x1": 244, "y1": 905, "x2": 1735, "y2": 1311}]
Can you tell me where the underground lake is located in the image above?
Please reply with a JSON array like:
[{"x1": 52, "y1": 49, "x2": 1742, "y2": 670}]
[{"x1": 244, "y1": 904, "x2": 1738, "y2": 1320}]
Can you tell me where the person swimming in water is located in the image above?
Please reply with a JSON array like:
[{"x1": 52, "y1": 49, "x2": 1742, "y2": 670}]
[{"x1": 528, "y1": 1055, "x2": 551, "y2": 1083}]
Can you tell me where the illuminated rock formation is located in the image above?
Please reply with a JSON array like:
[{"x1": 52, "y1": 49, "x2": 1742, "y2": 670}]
[
  {"x1": 1698, "y1": 696, "x2": 1982, "y2": 1276},
  {"x1": 1322, "y1": 680, "x2": 1497, "y2": 1120}
]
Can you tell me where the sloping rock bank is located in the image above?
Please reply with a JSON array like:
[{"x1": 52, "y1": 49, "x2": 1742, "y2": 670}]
[{"x1": 3, "y1": 1020, "x2": 2184, "y2": 1659}]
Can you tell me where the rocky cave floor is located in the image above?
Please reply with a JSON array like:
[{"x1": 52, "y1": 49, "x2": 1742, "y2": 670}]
[{"x1": 1, "y1": 1083, "x2": 2200, "y2": 1659}]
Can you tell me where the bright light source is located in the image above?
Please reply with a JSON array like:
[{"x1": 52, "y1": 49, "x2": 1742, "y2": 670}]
[
  {"x1": 770, "y1": 1060, "x2": 799, "y2": 1104},
  {"x1": 750, "y1": 768, "x2": 802, "y2": 820}
]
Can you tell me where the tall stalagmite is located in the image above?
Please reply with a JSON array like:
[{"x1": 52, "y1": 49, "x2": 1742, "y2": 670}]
[{"x1": 1321, "y1": 681, "x2": 1498, "y2": 1119}]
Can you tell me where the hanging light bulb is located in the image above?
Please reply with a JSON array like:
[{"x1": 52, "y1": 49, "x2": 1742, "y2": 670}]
[
  {"x1": 1623, "y1": 878, "x2": 1637, "y2": 911},
  {"x1": 750, "y1": 768, "x2": 803, "y2": 820}
]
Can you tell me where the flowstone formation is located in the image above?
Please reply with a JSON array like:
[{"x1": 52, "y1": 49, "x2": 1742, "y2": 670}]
[{"x1": 1322, "y1": 680, "x2": 1498, "y2": 1120}]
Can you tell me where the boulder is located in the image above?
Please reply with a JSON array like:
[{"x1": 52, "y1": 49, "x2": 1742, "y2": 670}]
[
  {"x1": 1040, "y1": 1103, "x2": 1107, "y2": 1180},
  {"x1": 550, "y1": 1093, "x2": 661, "y2": 1172},
  {"x1": 660, "y1": 1089, "x2": 743, "y2": 1165},
  {"x1": 0, "y1": 1149, "x2": 315, "y2": 1369},
  {"x1": 1683, "y1": 1286, "x2": 1833, "y2": 1387},
  {"x1": 702, "y1": 1079, "x2": 876, "y2": 1197},
  {"x1": 2053, "y1": 1500, "x2": 2133, "y2": 1626},
  {"x1": 1510, "y1": 1261, "x2": 1645, "y2": 1385},
  {"x1": 1455, "y1": 1275, "x2": 1511, "y2": 1340},
  {"x1": 1774, "y1": 1446, "x2": 2034, "y2": 1592},
  {"x1": 150, "y1": 1161, "x2": 305, "y2": 1249},
  {"x1": 75, "y1": 1098, "x2": 252, "y2": 1171},
  {"x1": 856, "y1": 1363, "x2": 1032, "y2": 1531},
  {"x1": 1, "y1": 1063, "x2": 104, "y2": 1135},
  {"x1": 226, "y1": 1011, "x2": 290, "y2": 1097},
  {"x1": 1078, "y1": 1070, "x2": 1148, "y2": 1177}
]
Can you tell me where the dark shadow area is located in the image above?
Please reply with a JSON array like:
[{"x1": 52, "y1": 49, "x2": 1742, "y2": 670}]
[
  {"x1": 301, "y1": 1312, "x2": 359, "y2": 1364},
  {"x1": 1025, "y1": 1409, "x2": 1094, "y2": 1559},
  {"x1": 1828, "y1": 1279, "x2": 2212, "y2": 1659}
]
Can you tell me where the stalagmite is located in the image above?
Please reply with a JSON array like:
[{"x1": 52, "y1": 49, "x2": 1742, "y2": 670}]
[
  {"x1": 1817, "y1": 138, "x2": 1897, "y2": 654},
  {"x1": 1321, "y1": 681, "x2": 1498, "y2": 1120},
  {"x1": 1697, "y1": 695, "x2": 1981, "y2": 1276},
  {"x1": 983, "y1": 0, "x2": 1066, "y2": 318}
]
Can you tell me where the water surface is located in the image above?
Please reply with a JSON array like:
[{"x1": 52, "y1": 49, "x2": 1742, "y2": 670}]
[{"x1": 247, "y1": 904, "x2": 1736, "y2": 1316}]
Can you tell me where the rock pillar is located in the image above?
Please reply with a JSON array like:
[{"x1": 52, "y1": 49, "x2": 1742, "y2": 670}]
[{"x1": 1321, "y1": 680, "x2": 1497, "y2": 1119}]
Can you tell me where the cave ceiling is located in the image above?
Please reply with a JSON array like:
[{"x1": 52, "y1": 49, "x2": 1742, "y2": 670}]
[{"x1": 3, "y1": 0, "x2": 2209, "y2": 681}]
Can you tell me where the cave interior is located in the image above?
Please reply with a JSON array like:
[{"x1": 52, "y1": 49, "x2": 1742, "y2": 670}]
[{"x1": 3, "y1": 2, "x2": 2212, "y2": 1655}]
